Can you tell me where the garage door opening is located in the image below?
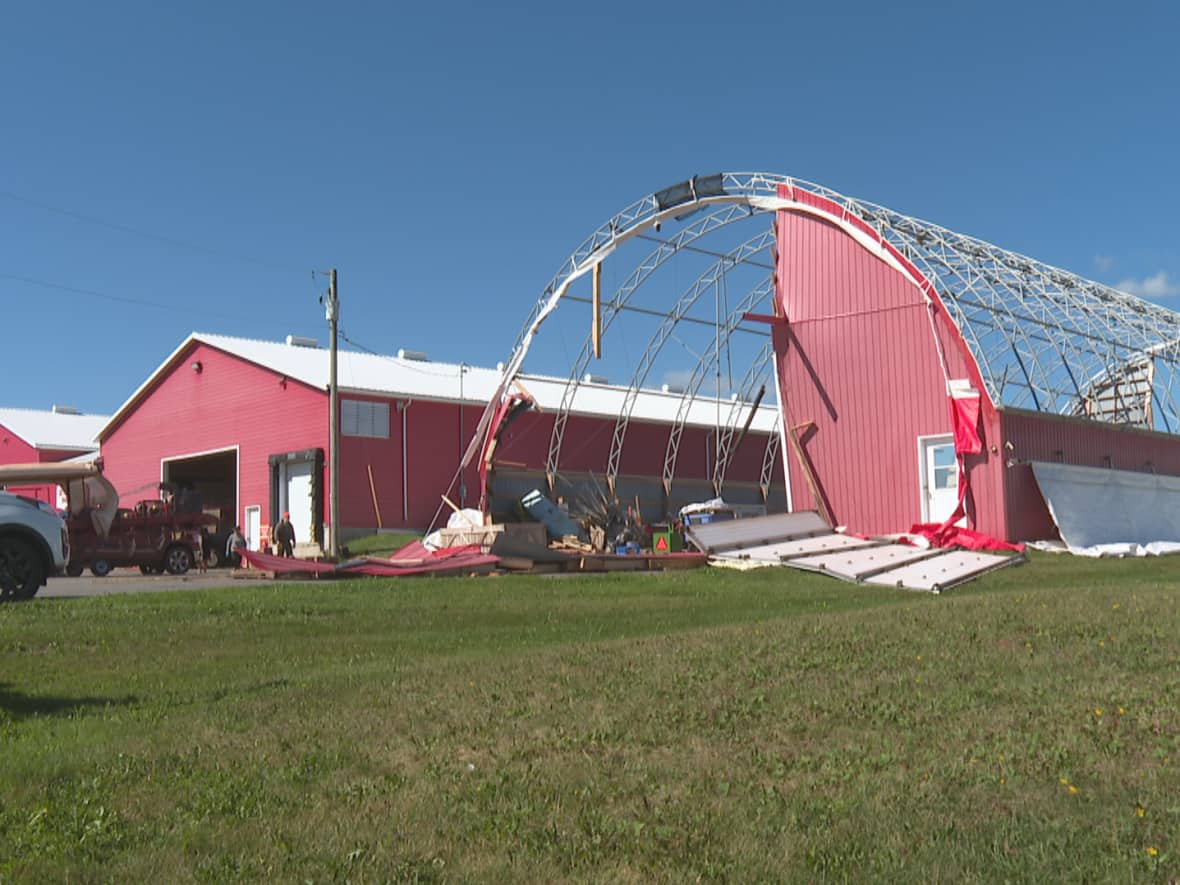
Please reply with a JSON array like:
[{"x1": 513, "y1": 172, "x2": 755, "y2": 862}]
[{"x1": 162, "y1": 447, "x2": 238, "y2": 565}]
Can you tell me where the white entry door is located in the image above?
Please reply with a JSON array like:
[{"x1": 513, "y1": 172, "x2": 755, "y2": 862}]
[
  {"x1": 245, "y1": 505, "x2": 261, "y2": 551},
  {"x1": 285, "y1": 461, "x2": 314, "y2": 546},
  {"x1": 920, "y1": 436, "x2": 960, "y2": 523}
]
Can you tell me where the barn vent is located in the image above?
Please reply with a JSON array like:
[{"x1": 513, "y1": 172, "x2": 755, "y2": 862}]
[
  {"x1": 52, "y1": 404, "x2": 81, "y2": 415},
  {"x1": 583, "y1": 374, "x2": 609, "y2": 385},
  {"x1": 398, "y1": 349, "x2": 430, "y2": 362},
  {"x1": 286, "y1": 335, "x2": 319, "y2": 348}
]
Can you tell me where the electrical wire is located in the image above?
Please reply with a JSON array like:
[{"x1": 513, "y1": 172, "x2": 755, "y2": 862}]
[
  {"x1": 0, "y1": 272, "x2": 239, "y2": 319},
  {"x1": 0, "y1": 189, "x2": 303, "y2": 275}
]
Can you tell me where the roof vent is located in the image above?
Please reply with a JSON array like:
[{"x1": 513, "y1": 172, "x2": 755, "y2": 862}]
[
  {"x1": 583, "y1": 374, "x2": 609, "y2": 385},
  {"x1": 286, "y1": 335, "x2": 319, "y2": 348},
  {"x1": 661, "y1": 384, "x2": 685, "y2": 394},
  {"x1": 398, "y1": 349, "x2": 430, "y2": 362},
  {"x1": 52, "y1": 404, "x2": 81, "y2": 415}
]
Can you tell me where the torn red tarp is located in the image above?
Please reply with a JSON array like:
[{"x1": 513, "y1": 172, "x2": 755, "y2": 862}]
[
  {"x1": 908, "y1": 522, "x2": 1024, "y2": 552},
  {"x1": 951, "y1": 392, "x2": 982, "y2": 455},
  {"x1": 238, "y1": 542, "x2": 499, "y2": 577}
]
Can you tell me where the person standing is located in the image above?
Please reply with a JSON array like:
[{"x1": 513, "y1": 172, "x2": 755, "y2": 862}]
[
  {"x1": 274, "y1": 511, "x2": 296, "y2": 558},
  {"x1": 226, "y1": 525, "x2": 247, "y2": 568},
  {"x1": 193, "y1": 531, "x2": 208, "y2": 574}
]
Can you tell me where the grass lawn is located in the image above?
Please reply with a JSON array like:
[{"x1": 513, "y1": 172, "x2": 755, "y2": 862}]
[{"x1": 1, "y1": 553, "x2": 1177, "y2": 882}]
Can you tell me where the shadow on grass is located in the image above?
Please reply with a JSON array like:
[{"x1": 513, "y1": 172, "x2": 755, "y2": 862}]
[{"x1": 0, "y1": 682, "x2": 138, "y2": 720}]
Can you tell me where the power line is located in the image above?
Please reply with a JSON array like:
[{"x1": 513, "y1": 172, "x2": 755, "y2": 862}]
[
  {"x1": 0, "y1": 189, "x2": 303, "y2": 275},
  {"x1": 0, "y1": 272, "x2": 238, "y2": 319}
]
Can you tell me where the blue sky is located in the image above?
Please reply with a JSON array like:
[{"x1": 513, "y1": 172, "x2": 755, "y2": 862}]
[{"x1": 3, "y1": 1, "x2": 1178, "y2": 414}]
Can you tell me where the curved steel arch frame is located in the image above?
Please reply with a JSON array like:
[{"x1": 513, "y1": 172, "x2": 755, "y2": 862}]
[
  {"x1": 602, "y1": 231, "x2": 775, "y2": 491},
  {"x1": 465, "y1": 171, "x2": 1180, "y2": 497}
]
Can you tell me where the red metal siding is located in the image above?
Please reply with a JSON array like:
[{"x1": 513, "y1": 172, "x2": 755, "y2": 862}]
[
  {"x1": 101, "y1": 343, "x2": 328, "y2": 533},
  {"x1": 101, "y1": 343, "x2": 783, "y2": 536},
  {"x1": 0, "y1": 423, "x2": 54, "y2": 504},
  {"x1": 0, "y1": 425, "x2": 91, "y2": 505},
  {"x1": 775, "y1": 208, "x2": 1007, "y2": 536},
  {"x1": 1000, "y1": 409, "x2": 1180, "y2": 541}
]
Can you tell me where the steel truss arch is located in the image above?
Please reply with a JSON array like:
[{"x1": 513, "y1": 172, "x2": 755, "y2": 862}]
[
  {"x1": 603, "y1": 231, "x2": 775, "y2": 491},
  {"x1": 660, "y1": 278, "x2": 775, "y2": 494},
  {"x1": 711, "y1": 340, "x2": 775, "y2": 494},
  {"x1": 544, "y1": 203, "x2": 763, "y2": 483}
]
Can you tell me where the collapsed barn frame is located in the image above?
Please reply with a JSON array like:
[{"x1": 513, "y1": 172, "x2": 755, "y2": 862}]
[{"x1": 466, "y1": 171, "x2": 1180, "y2": 541}]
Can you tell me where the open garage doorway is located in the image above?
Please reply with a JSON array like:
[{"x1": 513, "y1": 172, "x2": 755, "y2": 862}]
[{"x1": 161, "y1": 447, "x2": 238, "y2": 566}]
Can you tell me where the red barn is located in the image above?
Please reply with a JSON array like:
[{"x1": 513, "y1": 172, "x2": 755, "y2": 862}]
[
  {"x1": 0, "y1": 407, "x2": 106, "y2": 506},
  {"x1": 97, "y1": 333, "x2": 784, "y2": 551}
]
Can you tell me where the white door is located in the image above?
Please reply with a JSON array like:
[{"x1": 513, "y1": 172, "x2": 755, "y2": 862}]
[
  {"x1": 245, "y1": 505, "x2": 261, "y2": 551},
  {"x1": 921, "y1": 436, "x2": 960, "y2": 523},
  {"x1": 285, "y1": 461, "x2": 313, "y2": 546}
]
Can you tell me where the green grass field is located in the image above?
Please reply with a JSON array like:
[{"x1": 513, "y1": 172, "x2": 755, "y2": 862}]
[{"x1": 1, "y1": 554, "x2": 1177, "y2": 882}]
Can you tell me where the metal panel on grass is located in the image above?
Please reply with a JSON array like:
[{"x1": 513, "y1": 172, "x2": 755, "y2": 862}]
[
  {"x1": 716, "y1": 533, "x2": 876, "y2": 562},
  {"x1": 687, "y1": 511, "x2": 829, "y2": 553},
  {"x1": 862, "y1": 550, "x2": 1018, "y2": 593},
  {"x1": 790, "y1": 544, "x2": 943, "y2": 582}
]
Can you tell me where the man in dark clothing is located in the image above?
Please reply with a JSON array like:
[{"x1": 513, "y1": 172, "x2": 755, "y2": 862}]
[
  {"x1": 274, "y1": 512, "x2": 296, "y2": 558},
  {"x1": 226, "y1": 526, "x2": 247, "y2": 568}
]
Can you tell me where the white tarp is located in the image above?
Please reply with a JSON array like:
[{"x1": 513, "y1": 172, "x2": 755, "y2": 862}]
[{"x1": 1031, "y1": 461, "x2": 1180, "y2": 553}]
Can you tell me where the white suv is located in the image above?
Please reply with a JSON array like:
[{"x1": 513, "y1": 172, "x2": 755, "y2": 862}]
[{"x1": 0, "y1": 491, "x2": 68, "y2": 600}]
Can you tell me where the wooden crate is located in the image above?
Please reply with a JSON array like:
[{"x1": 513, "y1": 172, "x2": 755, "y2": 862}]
[{"x1": 437, "y1": 523, "x2": 504, "y2": 551}]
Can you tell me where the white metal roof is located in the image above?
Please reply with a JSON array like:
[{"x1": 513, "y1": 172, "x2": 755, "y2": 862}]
[
  {"x1": 100, "y1": 332, "x2": 780, "y2": 439},
  {"x1": 0, "y1": 408, "x2": 107, "y2": 452}
]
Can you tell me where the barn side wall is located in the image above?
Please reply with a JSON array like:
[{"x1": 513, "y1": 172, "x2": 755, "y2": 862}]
[
  {"x1": 100, "y1": 344, "x2": 784, "y2": 538},
  {"x1": 775, "y1": 206, "x2": 1006, "y2": 536},
  {"x1": 101, "y1": 343, "x2": 328, "y2": 536},
  {"x1": 999, "y1": 408, "x2": 1180, "y2": 541}
]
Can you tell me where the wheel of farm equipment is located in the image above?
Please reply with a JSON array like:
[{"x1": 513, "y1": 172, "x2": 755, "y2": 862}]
[
  {"x1": 0, "y1": 536, "x2": 44, "y2": 601},
  {"x1": 66, "y1": 561, "x2": 84, "y2": 577},
  {"x1": 164, "y1": 544, "x2": 193, "y2": 576},
  {"x1": 91, "y1": 559, "x2": 112, "y2": 578}
]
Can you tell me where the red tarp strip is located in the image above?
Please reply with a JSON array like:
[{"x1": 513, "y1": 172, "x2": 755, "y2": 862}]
[{"x1": 238, "y1": 541, "x2": 499, "y2": 577}]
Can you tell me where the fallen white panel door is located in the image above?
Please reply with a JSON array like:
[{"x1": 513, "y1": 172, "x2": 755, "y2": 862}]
[
  {"x1": 790, "y1": 544, "x2": 944, "y2": 582},
  {"x1": 1030, "y1": 461, "x2": 1180, "y2": 550},
  {"x1": 721, "y1": 533, "x2": 877, "y2": 563},
  {"x1": 687, "y1": 511, "x2": 830, "y2": 554},
  {"x1": 863, "y1": 550, "x2": 1016, "y2": 593}
]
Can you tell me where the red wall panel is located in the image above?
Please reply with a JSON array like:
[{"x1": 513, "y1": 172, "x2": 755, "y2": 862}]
[
  {"x1": 775, "y1": 208, "x2": 1007, "y2": 536},
  {"x1": 101, "y1": 343, "x2": 328, "y2": 533},
  {"x1": 1000, "y1": 409, "x2": 1180, "y2": 541}
]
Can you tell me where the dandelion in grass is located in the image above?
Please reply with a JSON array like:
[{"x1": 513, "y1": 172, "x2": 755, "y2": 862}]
[
  {"x1": 1118, "y1": 706, "x2": 1126, "y2": 715},
  {"x1": 1093, "y1": 708, "x2": 1103, "y2": 718},
  {"x1": 1068, "y1": 785, "x2": 1079, "y2": 795},
  {"x1": 1146, "y1": 846, "x2": 1158, "y2": 857},
  {"x1": 1059, "y1": 777, "x2": 1070, "y2": 786},
  {"x1": 1136, "y1": 806, "x2": 1146, "y2": 818}
]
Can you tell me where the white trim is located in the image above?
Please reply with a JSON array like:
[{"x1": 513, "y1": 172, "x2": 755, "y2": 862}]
[
  {"x1": 770, "y1": 346, "x2": 792, "y2": 512},
  {"x1": 243, "y1": 504, "x2": 261, "y2": 551},
  {"x1": 916, "y1": 433, "x2": 956, "y2": 523},
  {"x1": 160, "y1": 444, "x2": 241, "y2": 523}
]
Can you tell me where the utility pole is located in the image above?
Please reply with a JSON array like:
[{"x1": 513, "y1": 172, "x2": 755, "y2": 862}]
[{"x1": 326, "y1": 269, "x2": 341, "y2": 559}]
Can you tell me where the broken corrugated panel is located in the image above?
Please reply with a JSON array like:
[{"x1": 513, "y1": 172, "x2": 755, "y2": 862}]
[{"x1": 863, "y1": 550, "x2": 1018, "y2": 593}]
